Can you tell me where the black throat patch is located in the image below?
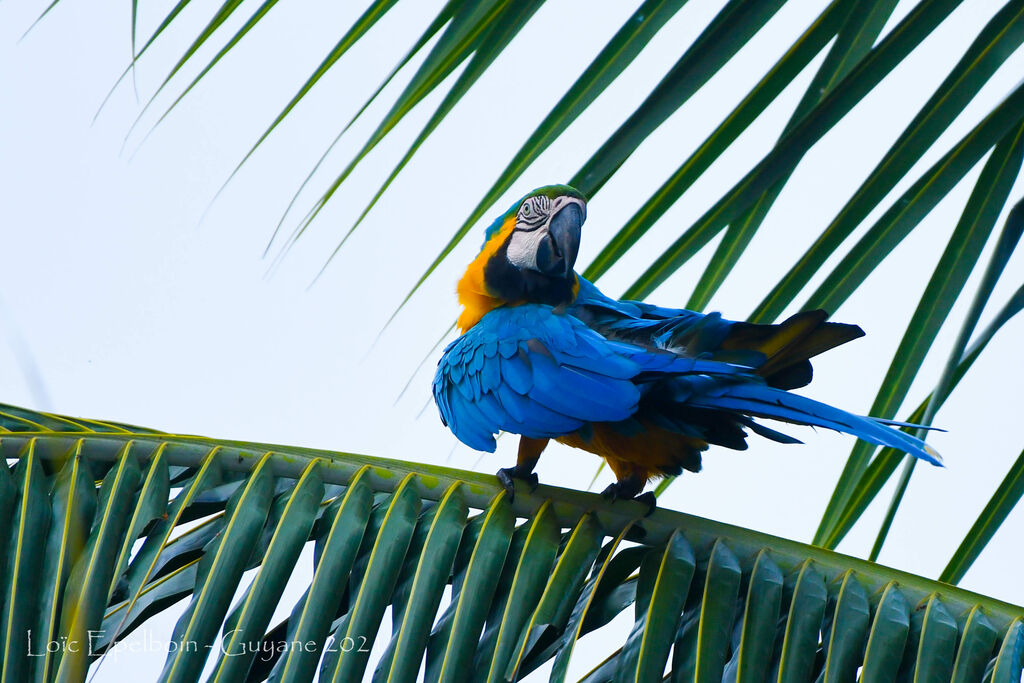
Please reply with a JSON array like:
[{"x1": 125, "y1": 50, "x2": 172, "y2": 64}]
[{"x1": 484, "y1": 242, "x2": 576, "y2": 306}]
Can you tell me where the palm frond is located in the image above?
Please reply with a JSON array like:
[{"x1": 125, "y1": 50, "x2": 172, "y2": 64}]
[{"x1": 0, "y1": 403, "x2": 1022, "y2": 682}]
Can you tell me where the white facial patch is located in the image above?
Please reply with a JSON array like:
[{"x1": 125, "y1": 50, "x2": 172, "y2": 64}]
[
  {"x1": 506, "y1": 228, "x2": 548, "y2": 270},
  {"x1": 505, "y1": 194, "x2": 587, "y2": 271}
]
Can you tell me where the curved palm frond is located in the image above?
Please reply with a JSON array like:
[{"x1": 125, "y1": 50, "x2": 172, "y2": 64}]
[{"x1": 0, "y1": 403, "x2": 1022, "y2": 682}]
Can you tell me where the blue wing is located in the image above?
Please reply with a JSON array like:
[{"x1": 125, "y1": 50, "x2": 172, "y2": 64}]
[
  {"x1": 432, "y1": 304, "x2": 746, "y2": 452},
  {"x1": 435, "y1": 292, "x2": 942, "y2": 468},
  {"x1": 569, "y1": 277, "x2": 751, "y2": 359}
]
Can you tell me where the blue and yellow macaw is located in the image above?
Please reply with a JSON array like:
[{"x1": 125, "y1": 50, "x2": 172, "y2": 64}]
[{"x1": 433, "y1": 185, "x2": 941, "y2": 509}]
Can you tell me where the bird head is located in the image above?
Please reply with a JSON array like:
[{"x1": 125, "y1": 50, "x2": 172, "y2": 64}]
[
  {"x1": 457, "y1": 185, "x2": 588, "y2": 330},
  {"x1": 499, "y1": 185, "x2": 586, "y2": 278}
]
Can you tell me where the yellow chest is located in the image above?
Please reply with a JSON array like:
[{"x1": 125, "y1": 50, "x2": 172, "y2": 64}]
[
  {"x1": 455, "y1": 215, "x2": 580, "y2": 331},
  {"x1": 456, "y1": 216, "x2": 516, "y2": 331}
]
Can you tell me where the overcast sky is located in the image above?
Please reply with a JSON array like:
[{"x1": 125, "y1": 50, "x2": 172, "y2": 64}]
[{"x1": 2, "y1": 0, "x2": 1024, "y2": 679}]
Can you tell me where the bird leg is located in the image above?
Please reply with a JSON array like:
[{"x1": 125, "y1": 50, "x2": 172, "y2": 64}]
[
  {"x1": 496, "y1": 437, "x2": 548, "y2": 502},
  {"x1": 601, "y1": 474, "x2": 657, "y2": 516}
]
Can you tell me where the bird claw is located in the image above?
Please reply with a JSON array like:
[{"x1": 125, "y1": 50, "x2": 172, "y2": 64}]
[
  {"x1": 600, "y1": 481, "x2": 657, "y2": 517},
  {"x1": 496, "y1": 467, "x2": 539, "y2": 503}
]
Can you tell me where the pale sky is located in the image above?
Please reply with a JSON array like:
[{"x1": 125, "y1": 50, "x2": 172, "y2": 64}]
[{"x1": 2, "y1": 0, "x2": 1023, "y2": 680}]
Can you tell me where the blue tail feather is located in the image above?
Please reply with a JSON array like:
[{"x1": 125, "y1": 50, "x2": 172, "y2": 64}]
[{"x1": 690, "y1": 383, "x2": 943, "y2": 466}]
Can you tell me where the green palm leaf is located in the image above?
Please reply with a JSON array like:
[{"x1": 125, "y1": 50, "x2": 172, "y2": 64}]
[
  {"x1": 751, "y1": 0, "x2": 1024, "y2": 321},
  {"x1": 816, "y1": 279, "x2": 1024, "y2": 550},
  {"x1": 584, "y1": 0, "x2": 854, "y2": 287},
  {"x1": 36, "y1": 444, "x2": 96, "y2": 683},
  {"x1": 816, "y1": 195, "x2": 1024, "y2": 549},
  {"x1": 55, "y1": 447, "x2": 141, "y2": 683},
  {"x1": 624, "y1": 0, "x2": 1000, "y2": 301},
  {"x1": 1, "y1": 444, "x2": 51, "y2": 683},
  {"x1": 307, "y1": 0, "x2": 547, "y2": 283},
  {"x1": 1, "y1": 402, "x2": 1020, "y2": 681},
  {"x1": 615, "y1": 529, "x2": 694, "y2": 682},
  {"x1": 270, "y1": 466, "x2": 373, "y2": 683},
  {"x1": 942, "y1": 445, "x2": 1024, "y2": 586},
  {"x1": 273, "y1": 0, "x2": 516, "y2": 264},
  {"x1": 686, "y1": 0, "x2": 898, "y2": 310},
  {"x1": 817, "y1": 570, "x2": 870, "y2": 683}
]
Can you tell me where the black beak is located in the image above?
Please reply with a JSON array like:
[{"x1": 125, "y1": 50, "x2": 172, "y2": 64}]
[{"x1": 536, "y1": 203, "x2": 583, "y2": 277}]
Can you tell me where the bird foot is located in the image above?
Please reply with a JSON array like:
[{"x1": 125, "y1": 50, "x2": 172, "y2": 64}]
[
  {"x1": 496, "y1": 466, "x2": 539, "y2": 502},
  {"x1": 601, "y1": 481, "x2": 657, "y2": 517}
]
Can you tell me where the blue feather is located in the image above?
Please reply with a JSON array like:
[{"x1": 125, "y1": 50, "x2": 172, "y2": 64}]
[
  {"x1": 494, "y1": 384, "x2": 582, "y2": 435},
  {"x1": 500, "y1": 350, "x2": 533, "y2": 394},
  {"x1": 480, "y1": 350, "x2": 501, "y2": 391},
  {"x1": 550, "y1": 346, "x2": 639, "y2": 379},
  {"x1": 527, "y1": 351, "x2": 638, "y2": 422},
  {"x1": 434, "y1": 285, "x2": 942, "y2": 469},
  {"x1": 690, "y1": 384, "x2": 942, "y2": 465},
  {"x1": 499, "y1": 339, "x2": 518, "y2": 358}
]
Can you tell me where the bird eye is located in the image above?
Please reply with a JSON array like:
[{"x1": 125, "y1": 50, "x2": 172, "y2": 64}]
[{"x1": 521, "y1": 204, "x2": 532, "y2": 216}]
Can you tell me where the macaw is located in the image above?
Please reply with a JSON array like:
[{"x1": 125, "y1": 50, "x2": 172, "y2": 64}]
[{"x1": 433, "y1": 185, "x2": 941, "y2": 510}]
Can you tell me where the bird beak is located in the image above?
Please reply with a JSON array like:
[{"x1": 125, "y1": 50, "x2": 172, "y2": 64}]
[{"x1": 536, "y1": 202, "x2": 583, "y2": 277}]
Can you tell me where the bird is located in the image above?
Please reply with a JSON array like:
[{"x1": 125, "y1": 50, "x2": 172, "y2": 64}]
[{"x1": 432, "y1": 184, "x2": 942, "y2": 511}]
